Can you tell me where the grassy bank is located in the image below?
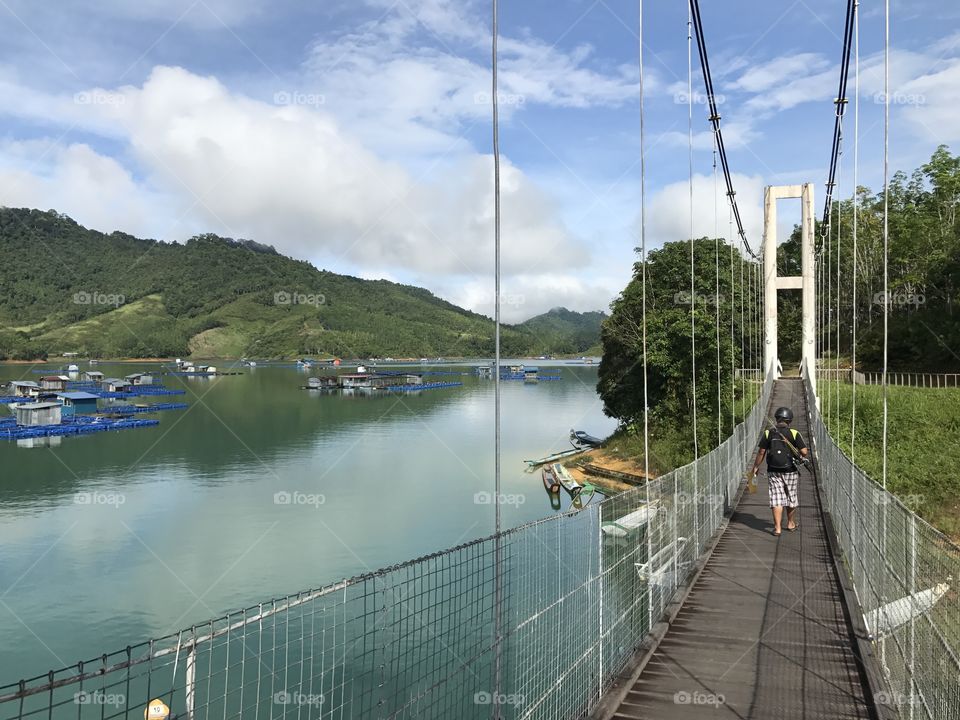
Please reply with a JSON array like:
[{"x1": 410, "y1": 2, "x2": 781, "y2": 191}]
[
  {"x1": 820, "y1": 380, "x2": 960, "y2": 539},
  {"x1": 599, "y1": 377, "x2": 763, "y2": 477}
]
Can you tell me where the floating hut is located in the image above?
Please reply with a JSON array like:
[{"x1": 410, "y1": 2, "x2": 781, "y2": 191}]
[
  {"x1": 103, "y1": 378, "x2": 133, "y2": 393},
  {"x1": 57, "y1": 391, "x2": 100, "y2": 417},
  {"x1": 39, "y1": 375, "x2": 70, "y2": 392},
  {"x1": 125, "y1": 372, "x2": 154, "y2": 385},
  {"x1": 8, "y1": 381, "x2": 40, "y2": 398},
  {"x1": 84, "y1": 370, "x2": 105, "y2": 383},
  {"x1": 14, "y1": 401, "x2": 62, "y2": 427},
  {"x1": 523, "y1": 366, "x2": 539, "y2": 381}
]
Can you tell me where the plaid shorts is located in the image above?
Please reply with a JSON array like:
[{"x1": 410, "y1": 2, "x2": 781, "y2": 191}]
[{"x1": 768, "y1": 471, "x2": 799, "y2": 508}]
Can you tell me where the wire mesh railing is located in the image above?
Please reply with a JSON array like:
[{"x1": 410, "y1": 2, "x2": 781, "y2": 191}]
[
  {"x1": 1, "y1": 380, "x2": 773, "y2": 720},
  {"x1": 816, "y1": 368, "x2": 960, "y2": 388},
  {"x1": 803, "y1": 364, "x2": 960, "y2": 720}
]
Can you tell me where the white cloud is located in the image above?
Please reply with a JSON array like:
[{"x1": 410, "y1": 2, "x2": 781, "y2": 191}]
[
  {"x1": 728, "y1": 53, "x2": 830, "y2": 94},
  {"x1": 645, "y1": 172, "x2": 765, "y2": 254},
  {"x1": 0, "y1": 66, "x2": 589, "y2": 304}
]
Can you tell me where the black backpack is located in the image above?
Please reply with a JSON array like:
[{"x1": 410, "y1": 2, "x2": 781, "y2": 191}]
[{"x1": 765, "y1": 427, "x2": 801, "y2": 471}]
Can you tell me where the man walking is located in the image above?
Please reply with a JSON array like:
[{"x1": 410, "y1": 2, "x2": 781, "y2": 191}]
[{"x1": 751, "y1": 406, "x2": 809, "y2": 536}]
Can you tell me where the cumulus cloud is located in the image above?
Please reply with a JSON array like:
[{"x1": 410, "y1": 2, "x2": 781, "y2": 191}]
[
  {"x1": 644, "y1": 172, "x2": 765, "y2": 254},
  {"x1": 0, "y1": 66, "x2": 587, "y2": 295}
]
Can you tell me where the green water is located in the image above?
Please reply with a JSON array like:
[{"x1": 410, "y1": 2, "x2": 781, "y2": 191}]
[{"x1": 0, "y1": 361, "x2": 613, "y2": 686}]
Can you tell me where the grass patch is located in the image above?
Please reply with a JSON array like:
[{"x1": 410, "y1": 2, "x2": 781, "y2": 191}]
[{"x1": 820, "y1": 379, "x2": 960, "y2": 539}]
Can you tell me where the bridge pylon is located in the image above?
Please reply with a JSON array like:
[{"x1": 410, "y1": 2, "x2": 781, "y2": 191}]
[{"x1": 762, "y1": 183, "x2": 817, "y2": 400}]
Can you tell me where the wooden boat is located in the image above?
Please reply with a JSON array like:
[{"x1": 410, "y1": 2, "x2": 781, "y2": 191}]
[
  {"x1": 552, "y1": 463, "x2": 581, "y2": 496},
  {"x1": 572, "y1": 483, "x2": 598, "y2": 509},
  {"x1": 524, "y1": 446, "x2": 589, "y2": 467},
  {"x1": 541, "y1": 466, "x2": 561, "y2": 494},
  {"x1": 570, "y1": 429, "x2": 602, "y2": 447},
  {"x1": 635, "y1": 537, "x2": 689, "y2": 586},
  {"x1": 581, "y1": 463, "x2": 648, "y2": 486},
  {"x1": 601, "y1": 501, "x2": 662, "y2": 537}
]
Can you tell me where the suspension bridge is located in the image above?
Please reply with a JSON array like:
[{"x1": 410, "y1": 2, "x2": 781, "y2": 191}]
[{"x1": 2, "y1": 0, "x2": 958, "y2": 718}]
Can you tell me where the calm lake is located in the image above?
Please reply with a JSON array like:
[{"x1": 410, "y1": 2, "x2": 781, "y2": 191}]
[{"x1": 0, "y1": 360, "x2": 614, "y2": 685}]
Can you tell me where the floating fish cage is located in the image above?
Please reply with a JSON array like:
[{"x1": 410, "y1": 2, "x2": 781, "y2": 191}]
[
  {"x1": 96, "y1": 388, "x2": 186, "y2": 398},
  {"x1": 106, "y1": 402, "x2": 188, "y2": 415},
  {"x1": 385, "y1": 381, "x2": 464, "y2": 392},
  {"x1": 0, "y1": 417, "x2": 160, "y2": 441},
  {"x1": 499, "y1": 374, "x2": 562, "y2": 381}
]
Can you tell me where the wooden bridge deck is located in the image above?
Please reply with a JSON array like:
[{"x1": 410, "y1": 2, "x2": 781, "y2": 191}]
[{"x1": 596, "y1": 378, "x2": 877, "y2": 719}]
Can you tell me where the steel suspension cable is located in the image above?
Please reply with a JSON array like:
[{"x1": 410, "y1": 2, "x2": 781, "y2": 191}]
[
  {"x1": 822, "y1": 0, "x2": 857, "y2": 227},
  {"x1": 688, "y1": 0, "x2": 757, "y2": 259}
]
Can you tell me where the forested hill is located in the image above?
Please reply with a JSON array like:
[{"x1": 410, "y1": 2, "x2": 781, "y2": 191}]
[
  {"x1": 0, "y1": 208, "x2": 605, "y2": 360},
  {"x1": 515, "y1": 307, "x2": 605, "y2": 354}
]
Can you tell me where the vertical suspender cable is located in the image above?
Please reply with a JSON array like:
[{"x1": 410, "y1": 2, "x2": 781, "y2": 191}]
[
  {"x1": 879, "y1": 0, "x2": 890, "y2": 675},
  {"x1": 881, "y1": 0, "x2": 890, "y2": 494},
  {"x1": 826, "y1": 200, "x2": 833, "y2": 424},
  {"x1": 687, "y1": 4, "x2": 698, "y2": 461},
  {"x1": 729, "y1": 206, "x2": 736, "y2": 429},
  {"x1": 683, "y1": 0, "x2": 695, "y2": 597},
  {"x1": 851, "y1": 0, "x2": 859, "y2": 497},
  {"x1": 638, "y1": 0, "x2": 653, "y2": 633},
  {"x1": 836, "y1": 134, "x2": 843, "y2": 434},
  {"x1": 491, "y1": 0, "x2": 503, "y2": 715},
  {"x1": 714, "y1": 141, "x2": 722, "y2": 444}
]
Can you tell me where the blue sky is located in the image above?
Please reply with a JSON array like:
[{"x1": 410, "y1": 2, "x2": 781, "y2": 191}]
[{"x1": 0, "y1": 0, "x2": 957, "y2": 320}]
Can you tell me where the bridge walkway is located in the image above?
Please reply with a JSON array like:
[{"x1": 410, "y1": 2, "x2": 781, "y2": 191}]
[{"x1": 597, "y1": 378, "x2": 876, "y2": 719}]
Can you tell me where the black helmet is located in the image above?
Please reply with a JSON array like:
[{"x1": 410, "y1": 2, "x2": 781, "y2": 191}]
[{"x1": 774, "y1": 407, "x2": 793, "y2": 423}]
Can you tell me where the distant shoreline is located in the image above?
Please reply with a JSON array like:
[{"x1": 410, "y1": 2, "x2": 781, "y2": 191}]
[{"x1": 0, "y1": 355, "x2": 601, "y2": 365}]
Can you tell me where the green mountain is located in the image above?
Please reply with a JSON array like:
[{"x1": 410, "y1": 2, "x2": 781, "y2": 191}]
[
  {"x1": 515, "y1": 307, "x2": 606, "y2": 355},
  {"x1": 0, "y1": 208, "x2": 604, "y2": 360}
]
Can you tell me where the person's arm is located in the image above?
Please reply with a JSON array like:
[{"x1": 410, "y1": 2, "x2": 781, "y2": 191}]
[
  {"x1": 795, "y1": 432, "x2": 810, "y2": 458},
  {"x1": 751, "y1": 448, "x2": 766, "y2": 476}
]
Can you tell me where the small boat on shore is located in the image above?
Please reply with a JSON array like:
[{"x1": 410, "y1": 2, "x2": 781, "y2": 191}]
[
  {"x1": 524, "y1": 446, "x2": 589, "y2": 467},
  {"x1": 570, "y1": 429, "x2": 602, "y2": 447},
  {"x1": 601, "y1": 500, "x2": 662, "y2": 537},
  {"x1": 551, "y1": 463, "x2": 581, "y2": 496},
  {"x1": 572, "y1": 483, "x2": 598, "y2": 509},
  {"x1": 541, "y1": 466, "x2": 561, "y2": 494}
]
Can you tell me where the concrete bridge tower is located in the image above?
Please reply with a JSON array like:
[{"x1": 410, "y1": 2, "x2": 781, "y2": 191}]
[{"x1": 763, "y1": 183, "x2": 816, "y2": 397}]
